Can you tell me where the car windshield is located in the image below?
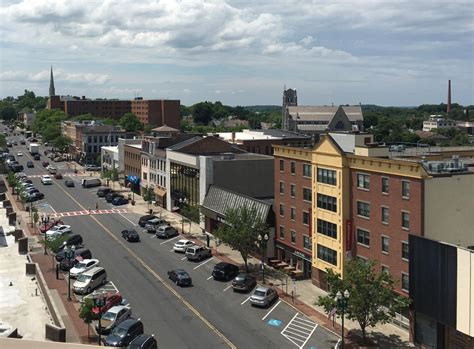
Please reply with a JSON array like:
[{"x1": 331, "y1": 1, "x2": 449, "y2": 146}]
[
  {"x1": 76, "y1": 274, "x2": 92, "y2": 282},
  {"x1": 75, "y1": 262, "x2": 87, "y2": 270},
  {"x1": 102, "y1": 312, "x2": 116, "y2": 321},
  {"x1": 112, "y1": 326, "x2": 128, "y2": 337},
  {"x1": 253, "y1": 290, "x2": 266, "y2": 297}
]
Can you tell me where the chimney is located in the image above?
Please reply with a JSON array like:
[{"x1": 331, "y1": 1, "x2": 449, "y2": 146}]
[{"x1": 447, "y1": 80, "x2": 452, "y2": 115}]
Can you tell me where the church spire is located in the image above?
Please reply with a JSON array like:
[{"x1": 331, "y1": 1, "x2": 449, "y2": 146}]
[{"x1": 49, "y1": 66, "x2": 55, "y2": 97}]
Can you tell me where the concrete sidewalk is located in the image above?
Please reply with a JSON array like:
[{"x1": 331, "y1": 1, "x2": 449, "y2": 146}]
[{"x1": 124, "y1": 190, "x2": 412, "y2": 347}]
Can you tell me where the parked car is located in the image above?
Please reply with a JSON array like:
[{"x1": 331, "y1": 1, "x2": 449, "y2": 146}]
[
  {"x1": 70, "y1": 259, "x2": 100, "y2": 278},
  {"x1": 167, "y1": 269, "x2": 192, "y2": 287},
  {"x1": 11, "y1": 164, "x2": 24, "y2": 172},
  {"x1": 97, "y1": 187, "x2": 113, "y2": 197},
  {"x1": 85, "y1": 164, "x2": 101, "y2": 171},
  {"x1": 144, "y1": 218, "x2": 169, "y2": 233},
  {"x1": 81, "y1": 178, "x2": 101, "y2": 188},
  {"x1": 26, "y1": 161, "x2": 34, "y2": 168},
  {"x1": 96, "y1": 305, "x2": 132, "y2": 335},
  {"x1": 33, "y1": 154, "x2": 41, "y2": 160},
  {"x1": 95, "y1": 293, "x2": 124, "y2": 315},
  {"x1": 55, "y1": 234, "x2": 83, "y2": 252},
  {"x1": 185, "y1": 246, "x2": 212, "y2": 262},
  {"x1": 56, "y1": 247, "x2": 92, "y2": 263},
  {"x1": 65, "y1": 180, "x2": 75, "y2": 187},
  {"x1": 112, "y1": 197, "x2": 129, "y2": 206},
  {"x1": 40, "y1": 219, "x2": 64, "y2": 234},
  {"x1": 45, "y1": 224, "x2": 72, "y2": 239},
  {"x1": 47, "y1": 166, "x2": 57, "y2": 174},
  {"x1": 232, "y1": 273, "x2": 257, "y2": 293},
  {"x1": 105, "y1": 192, "x2": 122, "y2": 202},
  {"x1": 42, "y1": 161, "x2": 50, "y2": 167},
  {"x1": 55, "y1": 173, "x2": 63, "y2": 179},
  {"x1": 121, "y1": 229, "x2": 140, "y2": 242},
  {"x1": 17, "y1": 151, "x2": 23, "y2": 156},
  {"x1": 249, "y1": 286, "x2": 278, "y2": 307},
  {"x1": 212, "y1": 262, "x2": 239, "y2": 281},
  {"x1": 155, "y1": 225, "x2": 178, "y2": 239},
  {"x1": 138, "y1": 214, "x2": 157, "y2": 227},
  {"x1": 105, "y1": 318, "x2": 144, "y2": 347},
  {"x1": 173, "y1": 239, "x2": 195, "y2": 253},
  {"x1": 128, "y1": 334, "x2": 158, "y2": 349},
  {"x1": 25, "y1": 192, "x2": 44, "y2": 202},
  {"x1": 73, "y1": 266, "x2": 107, "y2": 294},
  {"x1": 41, "y1": 175, "x2": 52, "y2": 184}
]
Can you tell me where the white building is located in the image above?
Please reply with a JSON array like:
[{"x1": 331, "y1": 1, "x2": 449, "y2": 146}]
[
  {"x1": 101, "y1": 146, "x2": 119, "y2": 171},
  {"x1": 423, "y1": 115, "x2": 457, "y2": 131}
]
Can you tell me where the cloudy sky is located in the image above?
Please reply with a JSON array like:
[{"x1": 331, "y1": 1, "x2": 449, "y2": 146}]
[{"x1": 0, "y1": 0, "x2": 472, "y2": 106}]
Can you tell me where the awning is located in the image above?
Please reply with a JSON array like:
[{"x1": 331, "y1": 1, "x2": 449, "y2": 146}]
[{"x1": 154, "y1": 187, "x2": 166, "y2": 197}]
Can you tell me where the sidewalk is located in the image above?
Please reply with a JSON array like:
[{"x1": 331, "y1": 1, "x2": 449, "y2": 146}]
[{"x1": 125, "y1": 190, "x2": 412, "y2": 348}]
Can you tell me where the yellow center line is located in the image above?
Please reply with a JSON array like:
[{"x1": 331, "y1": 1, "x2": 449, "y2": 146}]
[{"x1": 53, "y1": 175, "x2": 236, "y2": 349}]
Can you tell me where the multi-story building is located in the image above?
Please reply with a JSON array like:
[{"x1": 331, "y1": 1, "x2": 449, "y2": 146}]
[
  {"x1": 124, "y1": 143, "x2": 142, "y2": 194},
  {"x1": 18, "y1": 111, "x2": 36, "y2": 128},
  {"x1": 422, "y1": 115, "x2": 457, "y2": 131},
  {"x1": 131, "y1": 99, "x2": 181, "y2": 129}
]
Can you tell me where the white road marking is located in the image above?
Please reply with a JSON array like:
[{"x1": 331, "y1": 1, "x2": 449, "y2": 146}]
[
  {"x1": 170, "y1": 249, "x2": 174, "y2": 252},
  {"x1": 335, "y1": 339, "x2": 341, "y2": 349},
  {"x1": 119, "y1": 213, "x2": 138, "y2": 226},
  {"x1": 193, "y1": 257, "x2": 214, "y2": 270},
  {"x1": 160, "y1": 235, "x2": 180, "y2": 245},
  {"x1": 262, "y1": 300, "x2": 281, "y2": 320},
  {"x1": 181, "y1": 256, "x2": 187, "y2": 261},
  {"x1": 223, "y1": 284, "x2": 232, "y2": 292},
  {"x1": 240, "y1": 296, "x2": 251, "y2": 305},
  {"x1": 300, "y1": 323, "x2": 318, "y2": 349},
  {"x1": 280, "y1": 312, "x2": 318, "y2": 349},
  {"x1": 150, "y1": 235, "x2": 157, "y2": 239},
  {"x1": 207, "y1": 275, "x2": 213, "y2": 280}
]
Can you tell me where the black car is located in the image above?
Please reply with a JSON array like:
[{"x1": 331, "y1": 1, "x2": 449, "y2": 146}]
[
  {"x1": 232, "y1": 273, "x2": 257, "y2": 292},
  {"x1": 65, "y1": 180, "x2": 75, "y2": 187},
  {"x1": 105, "y1": 319, "x2": 144, "y2": 347},
  {"x1": 167, "y1": 269, "x2": 192, "y2": 287},
  {"x1": 33, "y1": 154, "x2": 41, "y2": 160},
  {"x1": 26, "y1": 161, "x2": 34, "y2": 168},
  {"x1": 105, "y1": 192, "x2": 122, "y2": 202},
  {"x1": 55, "y1": 234, "x2": 83, "y2": 252},
  {"x1": 97, "y1": 187, "x2": 113, "y2": 197},
  {"x1": 25, "y1": 192, "x2": 44, "y2": 202},
  {"x1": 128, "y1": 334, "x2": 158, "y2": 349},
  {"x1": 138, "y1": 214, "x2": 157, "y2": 227},
  {"x1": 212, "y1": 262, "x2": 240, "y2": 281},
  {"x1": 56, "y1": 248, "x2": 92, "y2": 263},
  {"x1": 112, "y1": 197, "x2": 128, "y2": 206},
  {"x1": 11, "y1": 164, "x2": 24, "y2": 173},
  {"x1": 121, "y1": 229, "x2": 140, "y2": 242}
]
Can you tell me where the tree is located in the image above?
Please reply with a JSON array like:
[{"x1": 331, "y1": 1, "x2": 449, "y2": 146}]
[
  {"x1": 0, "y1": 105, "x2": 17, "y2": 121},
  {"x1": 317, "y1": 259, "x2": 410, "y2": 343},
  {"x1": 119, "y1": 112, "x2": 142, "y2": 132},
  {"x1": 214, "y1": 205, "x2": 268, "y2": 272},
  {"x1": 79, "y1": 297, "x2": 96, "y2": 338},
  {"x1": 192, "y1": 102, "x2": 214, "y2": 125},
  {"x1": 142, "y1": 186, "x2": 154, "y2": 212},
  {"x1": 53, "y1": 136, "x2": 72, "y2": 153}
]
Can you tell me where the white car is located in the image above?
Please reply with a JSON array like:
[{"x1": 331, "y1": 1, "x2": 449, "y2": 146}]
[
  {"x1": 47, "y1": 166, "x2": 57, "y2": 174},
  {"x1": 17, "y1": 151, "x2": 23, "y2": 156},
  {"x1": 173, "y1": 239, "x2": 195, "y2": 253},
  {"x1": 41, "y1": 175, "x2": 52, "y2": 184},
  {"x1": 45, "y1": 225, "x2": 72, "y2": 239},
  {"x1": 70, "y1": 259, "x2": 100, "y2": 278}
]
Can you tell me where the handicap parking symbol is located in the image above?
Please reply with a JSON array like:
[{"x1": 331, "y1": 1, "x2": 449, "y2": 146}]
[{"x1": 267, "y1": 319, "x2": 282, "y2": 327}]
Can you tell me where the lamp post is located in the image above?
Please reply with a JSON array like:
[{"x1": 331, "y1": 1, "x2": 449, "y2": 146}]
[
  {"x1": 93, "y1": 291, "x2": 106, "y2": 346},
  {"x1": 255, "y1": 233, "x2": 269, "y2": 284},
  {"x1": 41, "y1": 213, "x2": 50, "y2": 255},
  {"x1": 335, "y1": 289, "x2": 350, "y2": 349},
  {"x1": 64, "y1": 245, "x2": 76, "y2": 301}
]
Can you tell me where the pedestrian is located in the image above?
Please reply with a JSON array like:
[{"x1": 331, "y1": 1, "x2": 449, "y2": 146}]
[
  {"x1": 55, "y1": 263, "x2": 59, "y2": 280},
  {"x1": 95, "y1": 202, "x2": 98, "y2": 210}
]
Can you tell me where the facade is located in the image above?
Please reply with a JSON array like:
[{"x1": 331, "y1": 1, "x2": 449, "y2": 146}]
[
  {"x1": 215, "y1": 129, "x2": 313, "y2": 155},
  {"x1": 273, "y1": 146, "x2": 314, "y2": 280},
  {"x1": 131, "y1": 99, "x2": 180, "y2": 129},
  {"x1": 18, "y1": 111, "x2": 36, "y2": 128},
  {"x1": 422, "y1": 115, "x2": 457, "y2": 131},
  {"x1": 123, "y1": 143, "x2": 142, "y2": 193},
  {"x1": 117, "y1": 138, "x2": 142, "y2": 173},
  {"x1": 101, "y1": 146, "x2": 119, "y2": 172}
]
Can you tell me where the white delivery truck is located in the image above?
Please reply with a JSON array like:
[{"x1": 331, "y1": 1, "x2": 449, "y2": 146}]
[{"x1": 29, "y1": 143, "x2": 39, "y2": 155}]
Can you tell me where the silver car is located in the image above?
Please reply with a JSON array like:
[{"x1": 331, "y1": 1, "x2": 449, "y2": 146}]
[
  {"x1": 95, "y1": 305, "x2": 132, "y2": 335},
  {"x1": 250, "y1": 286, "x2": 278, "y2": 307}
]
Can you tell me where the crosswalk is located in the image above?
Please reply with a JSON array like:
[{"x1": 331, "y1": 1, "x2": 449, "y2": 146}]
[
  {"x1": 49, "y1": 208, "x2": 128, "y2": 218},
  {"x1": 28, "y1": 173, "x2": 88, "y2": 178},
  {"x1": 281, "y1": 313, "x2": 318, "y2": 348}
]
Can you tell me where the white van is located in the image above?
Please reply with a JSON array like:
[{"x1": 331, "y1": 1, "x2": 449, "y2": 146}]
[
  {"x1": 81, "y1": 178, "x2": 102, "y2": 188},
  {"x1": 73, "y1": 267, "x2": 107, "y2": 294}
]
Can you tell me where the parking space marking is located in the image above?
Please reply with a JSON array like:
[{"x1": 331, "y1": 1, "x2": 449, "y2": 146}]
[
  {"x1": 280, "y1": 312, "x2": 318, "y2": 348},
  {"x1": 207, "y1": 275, "x2": 213, "y2": 280},
  {"x1": 181, "y1": 256, "x2": 187, "y2": 261},
  {"x1": 169, "y1": 249, "x2": 174, "y2": 252},
  {"x1": 193, "y1": 257, "x2": 214, "y2": 270},
  {"x1": 150, "y1": 235, "x2": 157, "y2": 239},
  {"x1": 223, "y1": 284, "x2": 232, "y2": 292},
  {"x1": 159, "y1": 235, "x2": 180, "y2": 245},
  {"x1": 240, "y1": 296, "x2": 251, "y2": 305},
  {"x1": 262, "y1": 300, "x2": 282, "y2": 320}
]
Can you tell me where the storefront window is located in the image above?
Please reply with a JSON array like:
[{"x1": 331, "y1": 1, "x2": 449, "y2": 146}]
[{"x1": 170, "y1": 162, "x2": 200, "y2": 206}]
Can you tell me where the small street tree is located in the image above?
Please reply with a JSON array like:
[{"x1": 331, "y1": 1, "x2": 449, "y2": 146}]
[
  {"x1": 79, "y1": 297, "x2": 95, "y2": 338},
  {"x1": 317, "y1": 259, "x2": 410, "y2": 343},
  {"x1": 142, "y1": 186, "x2": 154, "y2": 213},
  {"x1": 214, "y1": 205, "x2": 268, "y2": 272}
]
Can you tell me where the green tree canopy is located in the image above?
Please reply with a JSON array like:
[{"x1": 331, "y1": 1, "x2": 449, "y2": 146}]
[
  {"x1": 317, "y1": 259, "x2": 410, "y2": 343},
  {"x1": 0, "y1": 104, "x2": 17, "y2": 121},
  {"x1": 32, "y1": 108, "x2": 67, "y2": 142},
  {"x1": 53, "y1": 135, "x2": 73, "y2": 152},
  {"x1": 119, "y1": 112, "x2": 143, "y2": 132}
]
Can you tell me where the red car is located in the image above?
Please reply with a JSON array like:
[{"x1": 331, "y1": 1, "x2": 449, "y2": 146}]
[
  {"x1": 92, "y1": 292, "x2": 123, "y2": 316},
  {"x1": 40, "y1": 219, "x2": 64, "y2": 234},
  {"x1": 55, "y1": 173, "x2": 63, "y2": 179},
  {"x1": 42, "y1": 161, "x2": 50, "y2": 167}
]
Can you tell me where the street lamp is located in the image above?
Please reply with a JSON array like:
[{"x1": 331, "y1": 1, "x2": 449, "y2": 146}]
[
  {"x1": 93, "y1": 291, "x2": 107, "y2": 346},
  {"x1": 41, "y1": 213, "x2": 50, "y2": 255},
  {"x1": 335, "y1": 289, "x2": 350, "y2": 349},
  {"x1": 255, "y1": 233, "x2": 269, "y2": 284},
  {"x1": 64, "y1": 244, "x2": 76, "y2": 301}
]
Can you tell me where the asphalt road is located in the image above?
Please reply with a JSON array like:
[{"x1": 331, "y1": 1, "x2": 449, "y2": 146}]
[{"x1": 4, "y1": 132, "x2": 339, "y2": 349}]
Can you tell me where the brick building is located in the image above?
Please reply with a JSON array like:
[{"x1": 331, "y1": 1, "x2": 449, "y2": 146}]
[
  {"x1": 131, "y1": 99, "x2": 180, "y2": 129},
  {"x1": 124, "y1": 143, "x2": 142, "y2": 194}
]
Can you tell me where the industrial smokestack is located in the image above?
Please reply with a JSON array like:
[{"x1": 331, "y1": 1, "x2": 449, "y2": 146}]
[{"x1": 447, "y1": 80, "x2": 452, "y2": 114}]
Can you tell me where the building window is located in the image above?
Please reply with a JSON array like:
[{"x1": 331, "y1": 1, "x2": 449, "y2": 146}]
[
  {"x1": 317, "y1": 245, "x2": 337, "y2": 266},
  {"x1": 381, "y1": 265, "x2": 390, "y2": 276},
  {"x1": 317, "y1": 194, "x2": 337, "y2": 212},
  {"x1": 402, "y1": 211, "x2": 410, "y2": 230},
  {"x1": 303, "y1": 164, "x2": 311, "y2": 178},
  {"x1": 381, "y1": 207, "x2": 389, "y2": 224},
  {"x1": 303, "y1": 235, "x2": 311, "y2": 250},
  {"x1": 381, "y1": 236, "x2": 389, "y2": 253},
  {"x1": 402, "y1": 180, "x2": 410, "y2": 198},
  {"x1": 303, "y1": 188, "x2": 312, "y2": 202},
  {"x1": 401, "y1": 273, "x2": 409, "y2": 292},
  {"x1": 317, "y1": 168, "x2": 337, "y2": 185},
  {"x1": 279, "y1": 159, "x2": 284, "y2": 172},
  {"x1": 356, "y1": 228, "x2": 370, "y2": 247},
  {"x1": 357, "y1": 173, "x2": 370, "y2": 190},
  {"x1": 356, "y1": 201, "x2": 370, "y2": 218},
  {"x1": 382, "y1": 177, "x2": 389, "y2": 194},
  {"x1": 279, "y1": 204, "x2": 284, "y2": 216},
  {"x1": 290, "y1": 184, "x2": 296, "y2": 197},
  {"x1": 317, "y1": 219, "x2": 337, "y2": 239},
  {"x1": 279, "y1": 226, "x2": 285, "y2": 239},
  {"x1": 290, "y1": 161, "x2": 296, "y2": 174},
  {"x1": 303, "y1": 211, "x2": 310, "y2": 225},
  {"x1": 279, "y1": 182, "x2": 284, "y2": 194},
  {"x1": 290, "y1": 207, "x2": 296, "y2": 220},
  {"x1": 402, "y1": 241, "x2": 409, "y2": 261},
  {"x1": 291, "y1": 231, "x2": 296, "y2": 244},
  {"x1": 143, "y1": 173, "x2": 147, "y2": 180}
]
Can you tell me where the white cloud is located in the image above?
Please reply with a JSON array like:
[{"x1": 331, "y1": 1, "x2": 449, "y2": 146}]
[{"x1": 0, "y1": 69, "x2": 110, "y2": 85}]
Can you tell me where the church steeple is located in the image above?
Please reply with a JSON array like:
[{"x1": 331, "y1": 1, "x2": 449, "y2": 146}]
[{"x1": 49, "y1": 66, "x2": 55, "y2": 97}]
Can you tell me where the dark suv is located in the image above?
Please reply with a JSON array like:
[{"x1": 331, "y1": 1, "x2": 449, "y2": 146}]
[
  {"x1": 138, "y1": 215, "x2": 157, "y2": 227},
  {"x1": 106, "y1": 192, "x2": 123, "y2": 203},
  {"x1": 56, "y1": 248, "x2": 92, "y2": 263},
  {"x1": 128, "y1": 334, "x2": 158, "y2": 349},
  {"x1": 212, "y1": 262, "x2": 240, "y2": 281},
  {"x1": 97, "y1": 187, "x2": 113, "y2": 197},
  {"x1": 104, "y1": 318, "x2": 144, "y2": 347}
]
